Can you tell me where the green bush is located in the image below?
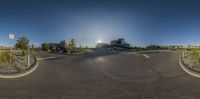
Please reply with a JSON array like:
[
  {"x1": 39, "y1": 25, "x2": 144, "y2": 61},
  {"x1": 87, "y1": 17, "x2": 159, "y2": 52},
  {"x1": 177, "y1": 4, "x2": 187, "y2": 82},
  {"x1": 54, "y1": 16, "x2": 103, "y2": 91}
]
[
  {"x1": 17, "y1": 66, "x2": 26, "y2": 72},
  {"x1": 31, "y1": 51, "x2": 37, "y2": 56},
  {"x1": 0, "y1": 51, "x2": 15, "y2": 64},
  {"x1": 21, "y1": 50, "x2": 27, "y2": 56},
  {"x1": 190, "y1": 50, "x2": 200, "y2": 64},
  {"x1": 79, "y1": 48, "x2": 86, "y2": 54}
]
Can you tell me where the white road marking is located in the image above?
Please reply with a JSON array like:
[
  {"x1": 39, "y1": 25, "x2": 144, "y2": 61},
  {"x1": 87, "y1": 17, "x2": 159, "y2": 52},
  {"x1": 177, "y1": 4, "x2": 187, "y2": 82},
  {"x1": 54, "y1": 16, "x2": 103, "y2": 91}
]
[
  {"x1": 143, "y1": 54, "x2": 150, "y2": 59},
  {"x1": 37, "y1": 56, "x2": 55, "y2": 60}
]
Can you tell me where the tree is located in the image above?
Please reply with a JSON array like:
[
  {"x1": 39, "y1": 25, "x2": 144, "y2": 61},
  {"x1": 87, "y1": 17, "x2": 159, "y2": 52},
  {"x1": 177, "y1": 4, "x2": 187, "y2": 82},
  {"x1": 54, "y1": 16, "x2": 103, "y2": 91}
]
[
  {"x1": 49, "y1": 45, "x2": 57, "y2": 52},
  {"x1": 79, "y1": 45, "x2": 82, "y2": 48},
  {"x1": 31, "y1": 44, "x2": 34, "y2": 51},
  {"x1": 146, "y1": 45, "x2": 164, "y2": 50},
  {"x1": 68, "y1": 39, "x2": 76, "y2": 49},
  {"x1": 42, "y1": 43, "x2": 49, "y2": 51},
  {"x1": 79, "y1": 45, "x2": 86, "y2": 53},
  {"x1": 15, "y1": 36, "x2": 29, "y2": 50}
]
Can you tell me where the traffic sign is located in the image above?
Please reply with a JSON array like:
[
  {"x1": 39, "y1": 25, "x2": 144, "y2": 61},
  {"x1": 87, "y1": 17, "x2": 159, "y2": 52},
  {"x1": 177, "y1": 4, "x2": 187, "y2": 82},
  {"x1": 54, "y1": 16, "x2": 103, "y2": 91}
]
[{"x1": 9, "y1": 33, "x2": 14, "y2": 40}]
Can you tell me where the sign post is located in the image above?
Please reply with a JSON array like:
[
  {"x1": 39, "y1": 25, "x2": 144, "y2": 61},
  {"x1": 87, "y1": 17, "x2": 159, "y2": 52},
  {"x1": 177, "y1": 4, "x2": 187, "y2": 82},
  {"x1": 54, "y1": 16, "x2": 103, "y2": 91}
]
[
  {"x1": 8, "y1": 33, "x2": 14, "y2": 62},
  {"x1": 27, "y1": 51, "x2": 30, "y2": 68},
  {"x1": 9, "y1": 33, "x2": 15, "y2": 40}
]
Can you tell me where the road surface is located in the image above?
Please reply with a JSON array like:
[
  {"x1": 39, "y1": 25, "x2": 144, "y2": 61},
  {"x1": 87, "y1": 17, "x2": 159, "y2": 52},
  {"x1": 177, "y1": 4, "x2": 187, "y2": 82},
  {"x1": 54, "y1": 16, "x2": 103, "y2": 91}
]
[{"x1": 0, "y1": 51, "x2": 199, "y2": 99}]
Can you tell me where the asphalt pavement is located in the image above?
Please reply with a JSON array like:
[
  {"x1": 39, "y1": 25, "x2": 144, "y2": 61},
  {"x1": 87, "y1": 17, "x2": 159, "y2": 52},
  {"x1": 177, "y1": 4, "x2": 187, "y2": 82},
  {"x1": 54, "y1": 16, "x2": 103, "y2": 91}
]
[{"x1": 0, "y1": 51, "x2": 199, "y2": 99}]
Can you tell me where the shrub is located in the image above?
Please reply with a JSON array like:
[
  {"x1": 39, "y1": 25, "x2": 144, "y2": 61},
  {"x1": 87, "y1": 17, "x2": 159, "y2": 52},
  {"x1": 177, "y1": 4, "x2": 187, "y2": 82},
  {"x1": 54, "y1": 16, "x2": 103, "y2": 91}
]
[
  {"x1": 191, "y1": 50, "x2": 200, "y2": 64},
  {"x1": 31, "y1": 51, "x2": 37, "y2": 56},
  {"x1": 0, "y1": 51, "x2": 15, "y2": 64},
  {"x1": 17, "y1": 65, "x2": 26, "y2": 72}
]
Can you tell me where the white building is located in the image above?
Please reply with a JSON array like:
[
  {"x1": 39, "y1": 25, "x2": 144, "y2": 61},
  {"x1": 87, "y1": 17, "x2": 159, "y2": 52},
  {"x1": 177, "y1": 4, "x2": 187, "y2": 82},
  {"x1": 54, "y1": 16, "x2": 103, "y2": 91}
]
[
  {"x1": 96, "y1": 43, "x2": 110, "y2": 48},
  {"x1": 110, "y1": 38, "x2": 131, "y2": 49},
  {"x1": 60, "y1": 40, "x2": 68, "y2": 49}
]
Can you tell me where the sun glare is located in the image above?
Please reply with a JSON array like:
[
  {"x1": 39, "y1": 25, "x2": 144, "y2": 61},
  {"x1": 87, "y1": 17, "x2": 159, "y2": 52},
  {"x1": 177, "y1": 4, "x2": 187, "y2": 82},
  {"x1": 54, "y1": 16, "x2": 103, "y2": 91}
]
[{"x1": 97, "y1": 40, "x2": 102, "y2": 43}]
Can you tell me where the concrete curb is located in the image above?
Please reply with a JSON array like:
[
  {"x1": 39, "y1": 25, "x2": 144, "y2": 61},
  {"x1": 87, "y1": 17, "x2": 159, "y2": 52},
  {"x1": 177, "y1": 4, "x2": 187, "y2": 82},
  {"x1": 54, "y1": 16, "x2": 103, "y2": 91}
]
[
  {"x1": 0, "y1": 57, "x2": 39, "y2": 79},
  {"x1": 179, "y1": 57, "x2": 200, "y2": 78}
]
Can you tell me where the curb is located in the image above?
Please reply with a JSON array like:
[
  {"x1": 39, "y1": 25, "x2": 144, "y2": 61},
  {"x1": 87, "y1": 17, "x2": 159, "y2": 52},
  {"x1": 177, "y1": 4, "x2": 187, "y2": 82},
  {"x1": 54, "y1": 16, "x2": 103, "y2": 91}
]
[
  {"x1": 0, "y1": 57, "x2": 39, "y2": 79},
  {"x1": 179, "y1": 57, "x2": 200, "y2": 78}
]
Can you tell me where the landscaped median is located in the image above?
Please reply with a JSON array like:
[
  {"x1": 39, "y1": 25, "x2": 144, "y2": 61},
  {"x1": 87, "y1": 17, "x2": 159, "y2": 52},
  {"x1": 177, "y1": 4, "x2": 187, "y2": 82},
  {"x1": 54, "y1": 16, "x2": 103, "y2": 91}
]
[
  {"x1": 0, "y1": 50, "x2": 38, "y2": 78},
  {"x1": 179, "y1": 51, "x2": 200, "y2": 78}
]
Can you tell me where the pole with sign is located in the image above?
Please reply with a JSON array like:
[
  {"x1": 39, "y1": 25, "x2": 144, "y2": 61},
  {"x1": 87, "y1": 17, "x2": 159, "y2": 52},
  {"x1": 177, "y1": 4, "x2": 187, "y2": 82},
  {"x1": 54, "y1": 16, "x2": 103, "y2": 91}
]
[
  {"x1": 8, "y1": 33, "x2": 14, "y2": 62},
  {"x1": 9, "y1": 33, "x2": 15, "y2": 40},
  {"x1": 27, "y1": 52, "x2": 30, "y2": 68}
]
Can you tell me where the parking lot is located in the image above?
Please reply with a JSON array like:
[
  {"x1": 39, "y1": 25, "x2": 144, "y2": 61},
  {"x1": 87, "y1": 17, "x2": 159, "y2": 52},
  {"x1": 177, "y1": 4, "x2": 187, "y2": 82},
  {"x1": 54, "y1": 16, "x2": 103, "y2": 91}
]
[{"x1": 0, "y1": 51, "x2": 199, "y2": 99}]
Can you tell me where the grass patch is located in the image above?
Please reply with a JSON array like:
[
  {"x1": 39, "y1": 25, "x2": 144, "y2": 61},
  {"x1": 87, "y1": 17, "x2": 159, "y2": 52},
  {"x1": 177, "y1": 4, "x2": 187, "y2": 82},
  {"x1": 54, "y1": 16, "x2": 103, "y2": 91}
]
[
  {"x1": 0, "y1": 51, "x2": 16, "y2": 64},
  {"x1": 0, "y1": 49, "x2": 36, "y2": 73}
]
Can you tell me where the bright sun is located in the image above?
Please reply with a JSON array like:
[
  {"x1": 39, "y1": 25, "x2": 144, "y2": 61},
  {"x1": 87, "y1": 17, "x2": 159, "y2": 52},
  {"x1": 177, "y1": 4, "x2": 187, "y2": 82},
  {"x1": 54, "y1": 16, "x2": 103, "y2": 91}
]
[{"x1": 97, "y1": 40, "x2": 102, "y2": 43}]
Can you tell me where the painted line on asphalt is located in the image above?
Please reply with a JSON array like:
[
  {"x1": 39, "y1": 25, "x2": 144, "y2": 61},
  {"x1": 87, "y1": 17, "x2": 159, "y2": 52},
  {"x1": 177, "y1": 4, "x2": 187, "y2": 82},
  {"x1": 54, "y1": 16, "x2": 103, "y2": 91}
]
[
  {"x1": 37, "y1": 56, "x2": 55, "y2": 60},
  {"x1": 143, "y1": 54, "x2": 150, "y2": 59}
]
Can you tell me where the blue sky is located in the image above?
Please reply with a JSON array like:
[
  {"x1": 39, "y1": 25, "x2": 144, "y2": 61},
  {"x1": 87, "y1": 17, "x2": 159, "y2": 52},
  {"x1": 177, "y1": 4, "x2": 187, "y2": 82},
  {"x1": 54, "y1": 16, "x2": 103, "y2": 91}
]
[{"x1": 0, "y1": 0, "x2": 200, "y2": 47}]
